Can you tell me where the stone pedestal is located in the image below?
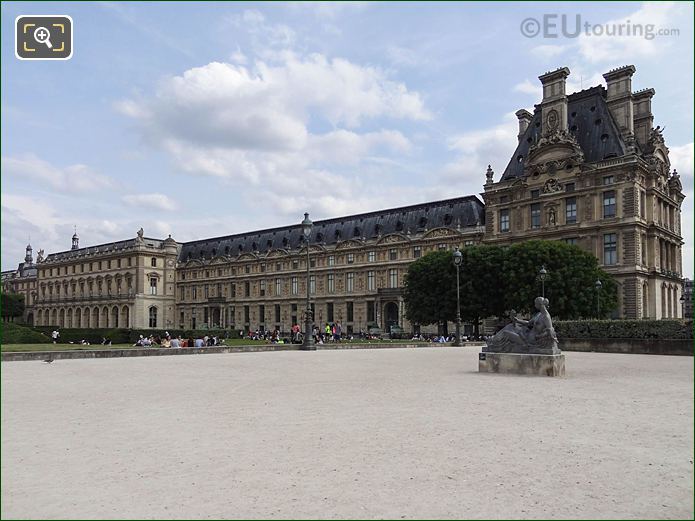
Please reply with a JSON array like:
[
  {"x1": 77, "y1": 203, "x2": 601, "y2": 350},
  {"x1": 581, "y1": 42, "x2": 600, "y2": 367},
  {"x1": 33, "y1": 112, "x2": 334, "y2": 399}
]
[{"x1": 478, "y1": 352, "x2": 565, "y2": 377}]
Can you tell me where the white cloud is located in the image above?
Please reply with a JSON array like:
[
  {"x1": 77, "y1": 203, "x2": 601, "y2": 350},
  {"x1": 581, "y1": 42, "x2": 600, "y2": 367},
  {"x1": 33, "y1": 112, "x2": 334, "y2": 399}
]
[
  {"x1": 122, "y1": 193, "x2": 175, "y2": 211},
  {"x1": 1, "y1": 154, "x2": 114, "y2": 192},
  {"x1": 117, "y1": 53, "x2": 430, "y2": 217},
  {"x1": 513, "y1": 79, "x2": 538, "y2": 95},
  {"x1": 227, "y1": 9, "x2": 296, "y2": 52},
  {"x1": 441, "y1": 113, "x2": 519, "y2": 195}
]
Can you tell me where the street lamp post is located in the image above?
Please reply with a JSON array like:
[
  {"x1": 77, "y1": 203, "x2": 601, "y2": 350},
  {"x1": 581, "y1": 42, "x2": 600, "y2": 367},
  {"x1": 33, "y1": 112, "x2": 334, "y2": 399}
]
[
  {"x1": 539, "y1": 265, "x2": 547, "y2": 298},
  {"x1": 595, "y1": 279, "x2": 603, "y2": 318},
  {"x1": 301, "y1": 213, "x2": 315, "y2": 350},
  {"x1": 453, "y1": 248, "x2": 463, "y2": 347}
]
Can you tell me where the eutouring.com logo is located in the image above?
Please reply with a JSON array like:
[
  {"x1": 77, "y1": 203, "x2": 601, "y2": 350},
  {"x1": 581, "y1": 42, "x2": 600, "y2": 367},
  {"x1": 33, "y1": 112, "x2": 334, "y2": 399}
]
[{"x1": 520, "y1": 14, "x2": 680, "y2": 40}]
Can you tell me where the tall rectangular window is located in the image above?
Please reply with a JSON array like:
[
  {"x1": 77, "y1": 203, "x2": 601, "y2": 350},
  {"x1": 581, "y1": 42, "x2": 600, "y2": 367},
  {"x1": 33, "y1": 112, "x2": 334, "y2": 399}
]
[
  {"x1": 368, "y1": 251, "x2": 375, "y2": 263},
  {"x1": 367, "y1": 271, "x2": 376, "y2": 291},
  {"x1": 327, "y1": 303, "x2": 334, "y2": 322},
  {"x1": 259, "y1": 305, "x2": 265, "y2": 324},
  {"x1": 310, "y1": 275, "x2": 316, "y2": 294},
  {"x1": 275, "y1": 278, "x2": 281, "y2": 296},
  {"x1": 413, "y1": 246, "x2": 421, "y2": 258},
  {"x1": 327, "y1": 274, "x2": 335, "y2": 293},
  {"x1": 149, "y1": 277, "x2": 157, "y2": 295},
  {"x1": 500, "y1": 209, "x2": 510, "y2": 232},
  {"x1": 230, "y1": 283, "x2": 236, "y2": 298},
  {"x1": 274, "y1": 304, "x2": 281, "y2": 323},
  {"x1": 565, "y1": 197, "x2": 577, "y2": 224},
  {"x1": 180, "y1": 287, "x2": 185, "y2": 300},
  {"x1": 640, "y1": 191, "x2": 647, "y2": 218},
  {"x1": 367, "y1": 301, "x2": 375, "y2": 322},
  {"x1": 603, "y1": 191, "x2": 616, "y2": 218},
  {"x1": 192, "y1": 286, "x2": 197, "y2": 300},
  {"x1": 244, "y1": 306, "x2": 250, "y2": 324},
  {"x1": 204, "y1": 284, "x2": 209, "y2": 298},
  {"x1": 244, "y1": 281, "x2": 250, "y2": 297},
  {"x1": 389, "y1": 248, "x2": 398, "y2": 260},
  {"x1": 347, "y1": 253, "x2": 354, "y2": 264},
  {"x1": 346, "y1": 272, "x2": 354, "y2": 293},
  {"x1": 291, "y1": 276, "x2": 298, "y2": 295},
  {"x1": 346, "y1": 302, "x2": 354, "y2": 322},
  {"x1": 530, "y1": 203, "x2": 541, "y2": 229},
  {"x1": 260, "y1": 280, "x2": 266, "y2": 296},
  {"x1": 603, "y1": 233, "x2": 617, "y2": 265},
  {"x1": 328, "y1": 255, "x2": 335, "y2": 266},
  {"x1": 389, "y1": 269, "x2": 398, "y2": 288}
]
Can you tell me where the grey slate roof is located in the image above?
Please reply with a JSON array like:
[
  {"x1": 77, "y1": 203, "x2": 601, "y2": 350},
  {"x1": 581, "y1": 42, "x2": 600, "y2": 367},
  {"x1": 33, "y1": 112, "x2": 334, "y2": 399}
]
[
  {"x1": 179, "y1": 196, "x2": 485, "y2": 261},
  {"x1": 501, "y1": 86, "x2": 628, "y2": 181},
  {"x1": 45, "y1": 238, "x2": 165, "y2": 262}
]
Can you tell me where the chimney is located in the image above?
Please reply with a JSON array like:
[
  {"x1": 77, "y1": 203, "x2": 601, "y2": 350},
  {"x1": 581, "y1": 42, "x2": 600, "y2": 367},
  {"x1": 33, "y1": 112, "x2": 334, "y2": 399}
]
[
  {"x1": 602, "y1": 65, "x2": 636, "y2": 137},
  {"x1": 632, "y1": 87, "x2": 655, "y2": 149},
  {"x1": 515, "y1": 109, "x2": 533, "y2": 142},
  {"x1": 538, "y1": 67, "x2": 570, "y2": 135}
]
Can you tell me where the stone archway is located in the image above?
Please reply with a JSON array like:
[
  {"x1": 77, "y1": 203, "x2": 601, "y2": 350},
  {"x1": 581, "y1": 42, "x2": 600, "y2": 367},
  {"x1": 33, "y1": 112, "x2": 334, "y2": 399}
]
[
  {"x1": 121, "y1": 306, "x2": 130, "y2": 329},
  {"x1": 384, "y1": 302, "x2": 399, "y2": 330}
]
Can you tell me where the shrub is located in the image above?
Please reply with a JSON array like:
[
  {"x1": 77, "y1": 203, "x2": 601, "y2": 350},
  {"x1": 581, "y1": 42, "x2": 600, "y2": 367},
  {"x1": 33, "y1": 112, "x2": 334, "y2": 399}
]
[
  {"x1": 2, "y1": 322, "x2": 51, "y2": 344},
  {"x1": 555, "y1": 320, "x2": 694, "y2": 340}
]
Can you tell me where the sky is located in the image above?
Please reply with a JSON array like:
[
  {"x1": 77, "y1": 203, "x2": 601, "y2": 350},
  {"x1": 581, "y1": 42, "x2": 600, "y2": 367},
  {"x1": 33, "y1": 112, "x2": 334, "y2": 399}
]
[{"x1": 2, "y1": 1, "x2": 693, "y2": 277}]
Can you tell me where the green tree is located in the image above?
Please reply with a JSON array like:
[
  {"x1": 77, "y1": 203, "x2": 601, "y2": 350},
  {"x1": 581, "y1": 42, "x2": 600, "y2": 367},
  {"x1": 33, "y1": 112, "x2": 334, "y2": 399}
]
[
  {"x1": 502, "y1": 240, "x2": 618, "y2": 319},
  {"x1": 403, "y1": 250, "x2": 456, "y2": 327},
  {"x1": 1, "y1": 292, "x2": 25, "y2": 320},
  {"x1": 403, "y1": 241, "x2": 618, "y2": 325}
]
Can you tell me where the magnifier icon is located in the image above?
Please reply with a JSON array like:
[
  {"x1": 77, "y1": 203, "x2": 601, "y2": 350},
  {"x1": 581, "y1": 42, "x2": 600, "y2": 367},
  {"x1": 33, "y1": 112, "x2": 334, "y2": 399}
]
[{"x1": 33, "y1": 26, "x2": 53, "y2": 49}]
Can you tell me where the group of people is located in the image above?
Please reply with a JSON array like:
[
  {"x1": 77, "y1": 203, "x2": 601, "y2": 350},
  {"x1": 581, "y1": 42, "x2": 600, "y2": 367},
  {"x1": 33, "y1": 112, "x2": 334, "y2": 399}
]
[
  {"x1": 410, "y1": 333, "x2": 488, "y2": 343},
  {"x1": 133, "y1": 332, "x2": 221, "y2": 348}
]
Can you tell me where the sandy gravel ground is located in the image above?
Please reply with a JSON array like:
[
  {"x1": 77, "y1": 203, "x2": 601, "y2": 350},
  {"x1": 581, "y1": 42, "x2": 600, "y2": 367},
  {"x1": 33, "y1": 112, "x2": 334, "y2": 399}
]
[{"x1": 2, "y1": 347, "x2": 693, "y2": 519}]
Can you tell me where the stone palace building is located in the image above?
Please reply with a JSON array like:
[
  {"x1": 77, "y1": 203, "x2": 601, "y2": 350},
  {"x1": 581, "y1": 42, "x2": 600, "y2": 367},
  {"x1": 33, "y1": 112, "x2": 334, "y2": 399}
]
[{"x1": 2, "y1": 65, "x2": 686, "y2": 332}]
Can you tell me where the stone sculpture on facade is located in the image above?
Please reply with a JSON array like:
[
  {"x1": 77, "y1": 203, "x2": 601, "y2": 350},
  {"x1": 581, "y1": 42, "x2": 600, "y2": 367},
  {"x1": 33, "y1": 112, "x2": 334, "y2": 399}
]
[{"x1": 484, "y1": 297, "x2": 560, "y2": 355}]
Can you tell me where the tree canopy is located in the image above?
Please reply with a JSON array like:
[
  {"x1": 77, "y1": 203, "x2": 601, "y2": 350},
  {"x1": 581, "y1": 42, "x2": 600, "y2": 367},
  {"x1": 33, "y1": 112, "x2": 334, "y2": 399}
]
[
  {"x1": 1, "y1": 292, "x2": 25, "y2": 320},
  {"x1": 403, "y1": 240, "x2": 618, "y2": 326}
]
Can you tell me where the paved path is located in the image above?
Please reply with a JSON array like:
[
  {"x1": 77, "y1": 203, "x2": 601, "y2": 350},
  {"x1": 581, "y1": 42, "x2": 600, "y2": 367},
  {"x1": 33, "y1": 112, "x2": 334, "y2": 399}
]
[{"x1": 2, "y1": 347, "x2": 693, "y2": 519}]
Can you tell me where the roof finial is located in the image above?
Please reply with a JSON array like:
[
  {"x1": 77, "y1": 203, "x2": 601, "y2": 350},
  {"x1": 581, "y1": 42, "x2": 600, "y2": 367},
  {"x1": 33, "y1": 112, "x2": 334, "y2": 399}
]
[{"x1": 485, "y1": 165, "x2": 494, "y2": 185}]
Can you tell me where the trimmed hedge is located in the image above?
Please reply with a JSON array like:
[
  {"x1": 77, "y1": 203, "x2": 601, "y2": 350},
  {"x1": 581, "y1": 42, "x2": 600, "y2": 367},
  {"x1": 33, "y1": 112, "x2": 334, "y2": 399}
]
[
  {"x1": 555, "y1": 320, "x2": 694, "y2": 340},
  {"x1": 2, "y1": 322, "x2": 51, "y2": 344}
]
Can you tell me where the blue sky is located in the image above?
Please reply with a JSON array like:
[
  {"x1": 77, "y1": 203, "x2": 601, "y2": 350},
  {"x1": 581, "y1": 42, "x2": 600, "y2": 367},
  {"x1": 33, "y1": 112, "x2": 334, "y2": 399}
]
[{"x1": 2, "y1": 1, "x2": 693, "y2": 276}]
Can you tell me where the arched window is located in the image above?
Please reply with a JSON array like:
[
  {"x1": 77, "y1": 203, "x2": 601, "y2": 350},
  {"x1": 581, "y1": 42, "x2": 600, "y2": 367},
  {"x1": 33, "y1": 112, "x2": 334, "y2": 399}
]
[
  {"x1": 149, "y1": 306, "x2": 158, "y2": 328},
  {"x1": 151, "y1": 257, "x2": 157, "y2": 267}
]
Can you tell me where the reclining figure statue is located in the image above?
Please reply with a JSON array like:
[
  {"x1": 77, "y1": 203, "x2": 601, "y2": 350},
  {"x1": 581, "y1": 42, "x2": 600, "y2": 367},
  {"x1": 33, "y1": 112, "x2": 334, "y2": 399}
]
[{"x1": 484, "y1": 296, "x2": 560, "y2": 355}]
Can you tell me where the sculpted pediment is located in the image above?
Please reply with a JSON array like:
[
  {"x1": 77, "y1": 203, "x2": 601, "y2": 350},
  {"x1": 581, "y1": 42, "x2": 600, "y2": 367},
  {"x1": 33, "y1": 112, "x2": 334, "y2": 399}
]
[
  {"x1": 376, "y1": 233, "x2": 409, "y2": 245},
  {"x1": 422, "y1": 228, "x2": 459, "y2": 240},
  {"x1": 335, "y1": 239, "x2": 363, "y2": 250},
  {"x1": 266, "y1": 249, "x2": 290, "y2": 258}
]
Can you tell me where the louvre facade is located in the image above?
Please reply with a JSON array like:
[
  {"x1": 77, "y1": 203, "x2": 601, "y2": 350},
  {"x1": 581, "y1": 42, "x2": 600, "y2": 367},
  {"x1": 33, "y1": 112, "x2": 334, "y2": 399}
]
[{"x1": 3, "y1": 65, "x2": 685, "y2": 331}]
